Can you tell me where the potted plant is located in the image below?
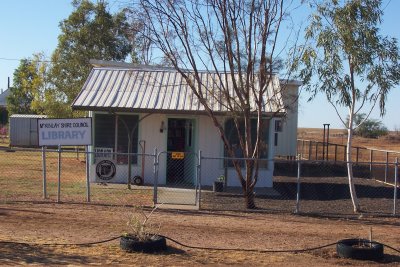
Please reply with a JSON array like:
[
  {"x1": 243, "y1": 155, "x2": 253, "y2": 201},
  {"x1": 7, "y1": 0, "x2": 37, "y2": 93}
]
[
  {"x1": 213, "y1": 175, "x2": 225, "y2": 192},
  {"x1": 120, "y1": 205, "x2": 167, "y2": 253}
]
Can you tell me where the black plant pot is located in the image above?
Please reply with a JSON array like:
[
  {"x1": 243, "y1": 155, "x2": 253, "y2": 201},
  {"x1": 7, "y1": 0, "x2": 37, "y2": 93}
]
[
  {"x1": 213, "y1": 181, "x2": 224, "y2": 192},
  {"x1": 336, "y1": 239, "x2": 384, "y2": 261},
  {"x1": 120, "y1": 235, "x2": 167, "y2": 253}
]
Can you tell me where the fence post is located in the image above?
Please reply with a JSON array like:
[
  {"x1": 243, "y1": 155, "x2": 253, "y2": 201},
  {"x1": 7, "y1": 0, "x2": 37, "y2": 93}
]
[
  {"x1": 334, "y1": 144, "x2": 338, "y2": 163},
  {"x1": 153, "y1": 148, "x2": 158, "y2": 206},
  {"x1": 356, "y1": 147, "x2": 359, "y2": 164},
  {"x1": 394, "y1": 158, "x2": 398, "y2": 216},
  {"x1": 57, "y1": 144, "x2": 62, "y2": 203},
  {"x1": 42, "y1": 146, "x2": 47, "y2": 199},
  {"x1": 385, "y1": 152, "x2": 389, "y2": 183},
  {"x1": 327, "y1": 142, "x2": 329, "y2": 161},
  {"x1": 308, "y1": 141, "x2": 312, "y2": 160},
  {"x1": 295, "y1": 160, "x2": 301, "y2": 214},
  {"x1": 197, "y1": 150, "x2": 202, "y2": 209},
  {"x1": 315, "y1": 142, "x2": 319, "y2": 160},
  {"x1": 86, "y1": 146, "x2": 90, "y2": 203},
  {"x1": 369, "y1": 150, "x2": 373, "y2": 173}
]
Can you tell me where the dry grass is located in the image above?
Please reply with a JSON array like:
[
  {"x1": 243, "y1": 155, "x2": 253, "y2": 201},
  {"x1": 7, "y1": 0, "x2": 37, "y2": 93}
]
[
  {"x1": 298, "y1": 128, "x2": 400, "y2": 162},
  {"x1": 0, "y1": 148, "x2": 153, "y2": 206},
  {"x1": 298, "y1": 128, "x2": 400, "y2": 151}
]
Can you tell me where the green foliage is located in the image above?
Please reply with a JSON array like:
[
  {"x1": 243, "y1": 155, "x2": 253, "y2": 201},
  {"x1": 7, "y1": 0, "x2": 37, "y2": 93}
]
[
  {"x1": 347, "y1": 113, "x2": 388, "y2": 138},
  {"x1": 294, "y1": 0, "x2": 400, "y2": 212},
  {"x1": 6, "y1": 53, "x2": 48, "y2": 115},
  {"x1": 48, "y1": 0, "x2": 132, "y2": 117},
  {"x1": 296, "y1": 0, "x2": 400, "y2": 117}
]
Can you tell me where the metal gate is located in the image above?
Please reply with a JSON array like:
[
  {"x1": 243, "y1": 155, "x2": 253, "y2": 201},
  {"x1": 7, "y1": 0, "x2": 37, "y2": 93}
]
[{"x1": 154, "y1": 151, "x2": 200, "y2": 207}]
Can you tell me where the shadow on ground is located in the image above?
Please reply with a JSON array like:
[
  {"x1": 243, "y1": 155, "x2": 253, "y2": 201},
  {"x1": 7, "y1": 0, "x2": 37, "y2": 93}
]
[{"x1": 0, "y1": 242, "x2": 93, "y2": 265}]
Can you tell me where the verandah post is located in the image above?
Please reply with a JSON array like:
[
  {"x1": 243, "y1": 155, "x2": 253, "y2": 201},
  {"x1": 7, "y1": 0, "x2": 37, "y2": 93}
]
[{"x1": 153, "y1": 148, "x2": 158, "y2": 206}]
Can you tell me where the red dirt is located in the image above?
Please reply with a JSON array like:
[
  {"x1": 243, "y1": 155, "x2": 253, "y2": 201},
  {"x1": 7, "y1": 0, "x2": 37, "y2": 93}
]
[{"x1": 0, "y1": 201, "x2": 399, "y2": 266}]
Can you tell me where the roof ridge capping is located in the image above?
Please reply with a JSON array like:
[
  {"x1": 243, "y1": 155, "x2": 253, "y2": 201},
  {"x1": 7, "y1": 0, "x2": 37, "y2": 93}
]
[
  {"x1": 89, "y1": 60, "x2": 302, "y2": 84},
  {"x1": 89, "y1": 59, "x2": 178, "y2": 71}
]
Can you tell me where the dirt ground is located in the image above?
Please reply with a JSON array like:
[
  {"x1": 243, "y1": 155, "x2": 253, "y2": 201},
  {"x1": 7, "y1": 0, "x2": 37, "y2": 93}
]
[{"x1": 1, "y1": 201, "x2": 400, "y2": 266}]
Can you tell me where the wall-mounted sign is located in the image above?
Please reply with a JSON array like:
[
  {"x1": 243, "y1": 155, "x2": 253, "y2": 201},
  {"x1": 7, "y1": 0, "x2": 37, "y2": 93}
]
[
  {"x1": 96, "y1": 160, "x2": 116, "y2": 181},
  {"x1": 38, "y1": 118, "x2": 92, "y2": 146},
  {"x1": 171, "y1": 152, "x2": 185, "y2": 160},
  {"x1": 94, "y1": 147, "x2": 113, "y2": 160}
]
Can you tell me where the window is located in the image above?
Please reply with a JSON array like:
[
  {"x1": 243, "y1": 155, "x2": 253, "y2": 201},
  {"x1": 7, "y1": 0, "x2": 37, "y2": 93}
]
[
  {"x1": 117, "y1": 114, "x2": 139, "y2": 164},
  {"x1": 224, "y1": 118, "x2": 269, "y2": 163},
  {"x1": 275, "y1": 120, "x2": 282, "y2": 132},
  {"x1": 95, "y1": 114, "x2": 115, "y2": 148},
  {"x1": 94, "y1": 113, "x2": 138, "y2": 164}
]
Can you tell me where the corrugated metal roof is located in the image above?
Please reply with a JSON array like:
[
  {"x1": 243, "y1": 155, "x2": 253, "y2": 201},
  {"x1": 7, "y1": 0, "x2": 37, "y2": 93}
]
[
  {"x1": 10, "y1": 114, "x2": 47, "y2": 118},
  {"x1": 72, "y1": 67, "x2": 284, "y2": 115}
]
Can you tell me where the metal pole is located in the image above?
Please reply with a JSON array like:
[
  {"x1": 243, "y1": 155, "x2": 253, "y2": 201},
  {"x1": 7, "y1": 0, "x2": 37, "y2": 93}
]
[
  {"x1": 356, "y1": 147, "x2": 359, "y2": 164},
  {"x1": 326, "y1": 124, "x2": 330, "y2": 160},
  {"x1": 197, "y1": 150, "x2": 202, "y2": 209},
  {"x1": 385, "y1": 152, "x2": 389, "y2": 183},
  {"x1": 153, "y1": 148, "x2": 158, "y2": 206},
  {"x1": 57, "y1": 144, "x2": 61, "y2": 203},
  {"x1": 295, "y1": 160, "x2": 301, "y2": 214},
  {"x1": 394, "y1": 158, "x2": 398, "y2": 216},
  {"x1": 334, "y1": 145, "x2": 338, "y2": 163},
  {"x1": 322, "y1": 125, "x2": 326, "y2": 161},
  {"x1": 42, "y1": 146, "x2": 47, "y2": 199},
  {"x1": 369, "y1": 150, "x2": 373, "y2": 173},
  {"x1": 86, "y1": 146, "x2": 90, "y2": 202}
]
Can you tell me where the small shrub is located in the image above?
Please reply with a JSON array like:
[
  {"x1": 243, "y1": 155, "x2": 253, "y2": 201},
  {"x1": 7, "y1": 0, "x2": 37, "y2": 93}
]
[{"x1": 124, "y1": 205, "x2": 161, "y2": 241}]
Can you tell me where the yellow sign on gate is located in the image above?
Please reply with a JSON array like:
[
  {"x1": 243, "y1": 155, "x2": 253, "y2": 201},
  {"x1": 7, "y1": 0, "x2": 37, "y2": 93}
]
[{"x1": 171, "y1": 152, "x2": 185, "y2": 160}]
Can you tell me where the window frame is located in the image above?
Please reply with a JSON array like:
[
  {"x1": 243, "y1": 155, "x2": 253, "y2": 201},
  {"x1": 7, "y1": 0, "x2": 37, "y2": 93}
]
[{"x1": 223, "y1": 118, "x2": 270, "y2": 168}]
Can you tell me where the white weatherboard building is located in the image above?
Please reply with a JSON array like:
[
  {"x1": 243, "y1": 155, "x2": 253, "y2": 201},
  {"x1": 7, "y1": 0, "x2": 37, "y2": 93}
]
[{"x1": 72, "y1": 61, "x2": 300, "y2": 188}]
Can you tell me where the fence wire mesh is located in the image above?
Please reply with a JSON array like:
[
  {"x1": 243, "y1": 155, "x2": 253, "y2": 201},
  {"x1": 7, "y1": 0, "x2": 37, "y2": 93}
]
[
  {"x1": 199, "y1": 157, "x2": 298, "y2": 212},
  {"x1": 154, "y1": 151, "x2": 199, "y2": 206},
  {"x1": 0, "y1": 147, "x2": 398, "y2": 217},
  {"x1": 0, "y1": 147, "x2": 45, "y2": 202},
  {"x1": 86, "y1": 151, "x2": 154, "y2": 207},
  {"x1": 291, "y1": 161, "x2": 398, "y2": 216}
]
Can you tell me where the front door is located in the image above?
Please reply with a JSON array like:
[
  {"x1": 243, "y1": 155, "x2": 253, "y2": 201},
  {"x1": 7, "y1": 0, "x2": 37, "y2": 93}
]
[{"x1": 166, "y1": 118, "x2": 195, "y2": 186}]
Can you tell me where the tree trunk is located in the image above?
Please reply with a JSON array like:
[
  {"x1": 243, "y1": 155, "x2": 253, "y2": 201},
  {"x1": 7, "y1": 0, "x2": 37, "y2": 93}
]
[
  {"x1": 244, "y1": 183, "x2": 256, "y2": 209},
  {"x1": 346, "y1": 118, "x2": 360, "y2": 213}
]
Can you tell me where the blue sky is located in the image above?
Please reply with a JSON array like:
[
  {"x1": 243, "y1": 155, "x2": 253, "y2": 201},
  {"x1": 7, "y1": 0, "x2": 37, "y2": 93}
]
[{"x1": 0, "y1": 0, "x2": 398, "y2": 130}]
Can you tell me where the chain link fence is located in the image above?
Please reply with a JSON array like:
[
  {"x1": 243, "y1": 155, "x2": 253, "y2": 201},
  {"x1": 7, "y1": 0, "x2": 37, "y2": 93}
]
[
  {"x1": 154, "y1": 151, "x2": 199, "y2": 206},
  {"x1": 289, "y1": 160, "x2": 398, "y2": 216},
  {"x1": 1, "y1": 147, "x2": 398, "y2": 217},
  {"x1": 200, "y1": 157, "x2": 296, "y2": 212},
  {"x1": 201, "y1": 158, "x2": 399, "y2": 217}
]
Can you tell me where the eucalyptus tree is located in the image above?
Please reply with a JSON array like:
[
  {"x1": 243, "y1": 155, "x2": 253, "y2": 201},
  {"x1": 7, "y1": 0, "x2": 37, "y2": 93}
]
[
  {"x1": 139, "y1": 0, "x2": 292, "y2": 209},
  {"x1": 7, "y1": 53, "x2": 50, "y2": 115},
  {"x1": 296, "y1": 0, "x2": 400, "y2": 212},
  {"x1": 49, "y1": 0, "x2": 132, "y2": 117}
]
